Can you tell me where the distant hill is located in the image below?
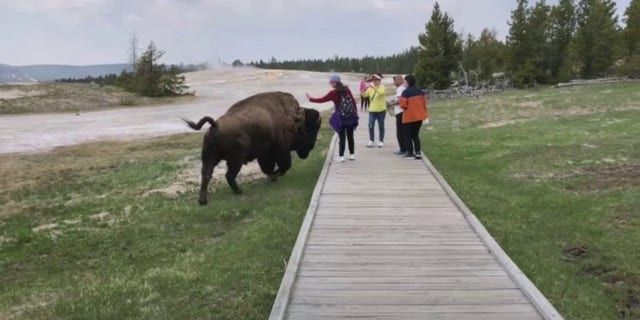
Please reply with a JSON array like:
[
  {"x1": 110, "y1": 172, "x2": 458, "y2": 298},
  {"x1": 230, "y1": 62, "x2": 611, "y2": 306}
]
[
  {"x1": 0, "y1": 64, "x2": 37, "y2": 83},
  {"x1": 0, "y1": 63, "x2": 132, "y2": 83}
]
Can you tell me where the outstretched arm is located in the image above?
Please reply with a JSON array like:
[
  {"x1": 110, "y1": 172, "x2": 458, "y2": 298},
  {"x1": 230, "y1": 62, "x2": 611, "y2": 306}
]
[{"x1": 307, "y1": 91, "x2": 335, "y2": 103}]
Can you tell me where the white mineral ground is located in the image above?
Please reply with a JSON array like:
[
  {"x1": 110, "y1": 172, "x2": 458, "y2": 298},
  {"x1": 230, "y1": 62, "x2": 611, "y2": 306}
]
[{"x1": 0, "y1": 67, "x2": 374, "y2": 154}]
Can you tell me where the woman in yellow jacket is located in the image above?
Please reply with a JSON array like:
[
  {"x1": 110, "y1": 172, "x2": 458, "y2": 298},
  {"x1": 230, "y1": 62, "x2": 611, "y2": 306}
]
[
  {"x1": 399, "y1": 74, "x2": 428, "y2": 159},
  {"x1": 361, "y1": 73, "x2": 387, "y2": 147}
]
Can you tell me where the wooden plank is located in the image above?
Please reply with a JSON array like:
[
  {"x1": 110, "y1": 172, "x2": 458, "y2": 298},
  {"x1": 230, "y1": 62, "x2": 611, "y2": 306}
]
[
  {"x1": 311, "y1": 218, "x2": 465, "y2": 226},
  {"x1": 286, "y1": 303, "x2": 539, "y2": 315},
  {"x1": 300, "y1": 259, "x2": 500, "y2": 267},
  {"x1": 302, "y1": 253, "x2": 493, "y2": 260},
  {"x1": 287, "y1": 313, "x2": 542, "y2": 320},
  {"x1": 307, "y1": 230, "x2": 475, "y2": 236},
  {"x1": 304, "y1": 246, "x2": 491, "y2": 255},
  {"x1": 302, "y1": 255, "x2": 494, "y2": 261},
  {"x1": 310, "y1": 226, "x2": 472, "y2": 232},
  {"x1": 293, "y1": 276, "x2": 518, "y2": 290},
  {"x1": 299, "y1": 266, "x2": 504, "y2": 273},
  {"x1": 290, "y1": 289, "x2": 530, "y2": 305},
  {"x1": 315, "y1": 207, "x2": 462, "y2": 215},
  {"x1": 306, "y1": 239, "x2": 483, "y2": 246},
  {"x1": 318, "y1": 203, "x2": 454, "y2": 209},
  {"x1": 297, "y1": 270, "x2": 508, "y2": 278}
]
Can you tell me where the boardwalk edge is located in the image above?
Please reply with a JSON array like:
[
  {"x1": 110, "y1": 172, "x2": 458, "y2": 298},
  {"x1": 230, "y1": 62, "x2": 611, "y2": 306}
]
[
  {"x1": 420, "y1": 153, "x2": 564, "y2": 320},
  {"x1": 268, "y1": 134, "x2": 337, "y2": 320}
]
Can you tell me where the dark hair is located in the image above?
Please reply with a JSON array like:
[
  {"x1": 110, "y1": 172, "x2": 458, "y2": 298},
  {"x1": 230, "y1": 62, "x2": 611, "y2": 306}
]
[
  {"x1": 404, "y1": 75, "x2": 417, "y2": 87},
  {"x1": 334, "y1": 81, "x2": 347, "y2": 93}
]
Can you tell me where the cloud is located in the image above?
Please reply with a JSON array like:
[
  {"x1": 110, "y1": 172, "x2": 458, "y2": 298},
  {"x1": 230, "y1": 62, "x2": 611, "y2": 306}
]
[
  {"x1": 0, "y1": 0, "x2": 633, "y2": 65},
  {"x1": 1, "y1": 0, "x2": 111, "y2": 14}
]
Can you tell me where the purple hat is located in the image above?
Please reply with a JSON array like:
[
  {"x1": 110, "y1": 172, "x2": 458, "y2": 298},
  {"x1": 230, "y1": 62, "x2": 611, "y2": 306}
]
[{"x1": 329, "y1": 75, "x2": 341, "y2": 83}]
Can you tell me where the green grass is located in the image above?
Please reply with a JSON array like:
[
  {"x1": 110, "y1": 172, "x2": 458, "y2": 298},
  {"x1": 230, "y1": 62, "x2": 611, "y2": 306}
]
[
  {"x1": 0, "y1": 124, "x2": 333, "y2": 319},
  {"x1": 424, "y1": 83, "x2": 640, "y2": 319}
]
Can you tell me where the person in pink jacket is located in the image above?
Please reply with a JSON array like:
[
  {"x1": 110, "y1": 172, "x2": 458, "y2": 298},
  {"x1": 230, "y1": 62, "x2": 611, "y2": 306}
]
[{"x1": 359, "y1": 76, "x2": 371, "y2": 111}]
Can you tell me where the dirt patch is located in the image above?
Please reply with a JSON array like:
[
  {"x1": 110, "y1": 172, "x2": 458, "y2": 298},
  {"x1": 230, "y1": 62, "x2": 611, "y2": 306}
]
[
  {"x1": 89, "y1": 212, "x2": 110, "y2": 221},
  {"x1": 591, "y1": 268, "x2": 640, "y2": 319},
  {"x1": 611, "y1": 208, "x2": 637, "y2": 230},
  {"x1": 563, "y1": 245, "x2": 588, "y2": 258},
  {"x1": 570, "y1": 247, "x2": 640, "y2": 319},
  {"x1": 143, "y1": 156, "x2": 266, "y2": 198},
  {"x1": 7, "y1": 291, "x2": 58, "y2": 319},
  {"x1": 480, "y1": 119, "x2": 526, "y2": 128},
  {"x1": 0, "y1": 235, "x2": 16, "y2": 246},
  {"x1": 519, "y1": 101, "x2": 543, "y2": 108},
  {"x1": 566, "y1": 163, "x2": 640, "y2": 192},
  {"x1": 31, "y1": 223, "x2": 58, "y2": 233}
]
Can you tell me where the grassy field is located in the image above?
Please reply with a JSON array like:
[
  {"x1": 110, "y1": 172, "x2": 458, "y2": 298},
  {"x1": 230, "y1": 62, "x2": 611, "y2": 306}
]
[
  {"x1": 0, "y1": 83, "x2": 193, "y2": 114},
  {"x1": 424, "y1": 83, "x2": 640, "y2": 319},
  {"x1": 0, "y1": 122, "x2": 333, "y2": 319}
]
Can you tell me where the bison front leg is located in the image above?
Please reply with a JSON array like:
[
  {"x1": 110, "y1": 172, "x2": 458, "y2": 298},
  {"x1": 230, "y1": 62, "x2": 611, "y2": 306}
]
[
  {"x1": 225, "y1": 160, "x2": 243, "y2": 194},
  {"x1": 270, "y1": 152, "x2": 292, "y2": 182},
  {"x1": 258, "y1": 157, "x2": 276, "y2": 175}
]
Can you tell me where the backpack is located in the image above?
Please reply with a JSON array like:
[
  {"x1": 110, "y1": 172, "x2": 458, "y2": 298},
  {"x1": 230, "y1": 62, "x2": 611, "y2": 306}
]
[{"x1": 337, "y1": 92, "x2": 356, "y2": 118}]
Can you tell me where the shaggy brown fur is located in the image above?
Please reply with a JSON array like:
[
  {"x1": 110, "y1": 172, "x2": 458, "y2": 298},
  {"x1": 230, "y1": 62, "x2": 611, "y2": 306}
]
[{"x1": 183, "y1": 91, "x2": 321, "y2": 204}]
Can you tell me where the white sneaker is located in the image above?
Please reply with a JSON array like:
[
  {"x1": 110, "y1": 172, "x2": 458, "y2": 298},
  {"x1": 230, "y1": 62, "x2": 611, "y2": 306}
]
[
  {"x1": 378, "y1": 141, "x2": 384, "y2": 148},
  {"x1": 337, "y1": 156, "x2": 345, "y2": 162},
  {"x1": 366, "y1": 140, "x2": 374, "y2": 148},
  {"x1": 347, "y1": 154, "x2": 355, "y2": 161}
]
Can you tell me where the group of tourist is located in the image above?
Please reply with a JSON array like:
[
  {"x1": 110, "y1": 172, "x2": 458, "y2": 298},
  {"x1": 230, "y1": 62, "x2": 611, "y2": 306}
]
[{"x1": 306, "y1": 73, "x2": 429, "y2": 162}]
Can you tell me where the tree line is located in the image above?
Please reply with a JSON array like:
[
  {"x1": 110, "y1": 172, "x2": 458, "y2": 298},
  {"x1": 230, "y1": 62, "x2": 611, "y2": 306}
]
[
  {"x1": 247, "y1": 0, "x2": 640, "y2": 89},
  {"x1": 241, "y1": 48, "x2": 420, "y2": 75}
]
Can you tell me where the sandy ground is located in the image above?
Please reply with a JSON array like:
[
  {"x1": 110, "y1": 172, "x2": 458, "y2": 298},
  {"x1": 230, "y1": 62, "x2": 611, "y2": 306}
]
[{"x1": 0, "y1": 67, "x2": 368, "y2": 154}]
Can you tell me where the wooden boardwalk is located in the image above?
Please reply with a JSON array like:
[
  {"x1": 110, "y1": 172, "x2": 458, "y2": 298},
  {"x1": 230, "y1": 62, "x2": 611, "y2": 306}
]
[{"x1": 270, "y1": 116, "x2": 562, "y2": 320}]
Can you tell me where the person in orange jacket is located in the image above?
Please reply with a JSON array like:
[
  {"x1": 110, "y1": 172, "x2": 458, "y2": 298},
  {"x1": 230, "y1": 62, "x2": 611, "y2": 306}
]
[{"x1": 399, "y1": 74, "x2": 428, "y2": 159}]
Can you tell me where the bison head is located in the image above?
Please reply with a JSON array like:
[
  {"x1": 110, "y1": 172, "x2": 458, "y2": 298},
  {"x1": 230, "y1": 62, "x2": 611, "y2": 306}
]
[{"x1": 293, "y1": 108, "x2": 321, "y2": 159}]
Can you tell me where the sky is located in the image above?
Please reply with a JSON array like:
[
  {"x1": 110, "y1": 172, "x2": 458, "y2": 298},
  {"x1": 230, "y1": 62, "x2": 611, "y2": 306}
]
[{"x1": 0, "y1": 0, "x2": 632, "y2": 66}]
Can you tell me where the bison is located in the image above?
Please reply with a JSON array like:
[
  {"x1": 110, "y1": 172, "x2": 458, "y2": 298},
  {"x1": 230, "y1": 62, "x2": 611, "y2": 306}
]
[{"x1": 183, "y1": 91, "x2": 321, "y2": 205}]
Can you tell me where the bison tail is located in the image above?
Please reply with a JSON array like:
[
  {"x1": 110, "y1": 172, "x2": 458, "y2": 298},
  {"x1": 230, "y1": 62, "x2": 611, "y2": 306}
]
[{"x1": 180, "y1": 116, "x2": 217, "y2": 131}]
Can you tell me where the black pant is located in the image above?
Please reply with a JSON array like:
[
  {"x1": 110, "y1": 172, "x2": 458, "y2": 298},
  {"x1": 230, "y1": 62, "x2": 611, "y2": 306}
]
[
  {"x1": 360, "y1": 96, "x2": 370, "y2": 110},
  {"x1": 395, "y1": 113, "x2": 407, "y2": 152},
  {"x1": 403, "y1": 121, "x2": 422, "y2": 155},
  {"x1": 338, "y1": 126, "x2": 355, "y2": 156}
]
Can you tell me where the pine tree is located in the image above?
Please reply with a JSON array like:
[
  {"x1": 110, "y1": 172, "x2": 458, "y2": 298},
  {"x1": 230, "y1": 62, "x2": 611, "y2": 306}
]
[
  {"x1": 135, "y1": 41, "x2": 166, "y2": 96},
  {"x1": 414, "y1": 2, "x2": 463, "y2": 89},
  {"x1": 507, "y1": 0, "x2": 537, "y2": 87},
  {"x1": 462, "y1": 29, "x2": 508, "y2": 83},
  {"x1": 623, "y1": 0, "x2": 640, "y2": 55},
  {"x1": 550, "y1": 0, "x2": 577, "y2": 81},
  {"x1": 572, "y1": 0, "x2": 620, "y2": 78},
  {"x1": 528, "y1": 0, "x2": 553, "y2": 83},
  {"x1": 116, "y1": 41, "x2": 190, "y2": 97}
]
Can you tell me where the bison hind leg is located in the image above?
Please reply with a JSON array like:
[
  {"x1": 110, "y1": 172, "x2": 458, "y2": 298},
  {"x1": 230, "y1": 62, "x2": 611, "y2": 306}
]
[
  {"x1": 199, "y1": 143, "x2": 222, "y2": 205},
  {"x1": 225, "y1": 160, "x2": 243, "y2": 194}
]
